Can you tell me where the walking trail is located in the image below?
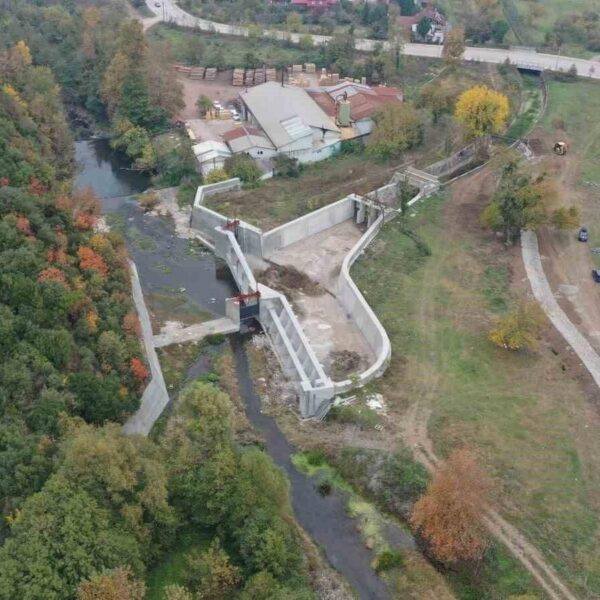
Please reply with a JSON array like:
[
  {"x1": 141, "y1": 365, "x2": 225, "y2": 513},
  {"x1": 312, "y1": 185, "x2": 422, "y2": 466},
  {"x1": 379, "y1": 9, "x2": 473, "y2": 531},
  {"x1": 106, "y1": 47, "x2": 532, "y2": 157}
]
[{"x1": 403, "y1": 404, "x2": 578, "y2": 600}]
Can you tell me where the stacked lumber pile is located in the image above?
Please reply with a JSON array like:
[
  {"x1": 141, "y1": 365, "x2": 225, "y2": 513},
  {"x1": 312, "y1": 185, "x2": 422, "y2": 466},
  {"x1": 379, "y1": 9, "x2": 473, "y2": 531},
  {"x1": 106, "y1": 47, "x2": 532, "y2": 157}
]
[
  {"x1": 244, "y1": 69, "x2": 255, "y2": 86},
  {"x1": 254, "y1": 68, "x2": 266, "y2": 84},
  {"x1": 205, "y1": 67, "x2": 217, "y2": 81},
  {"x1": 232, "y1": 68, "x2": 245, "y2": 86},
  {"x1": 189, "y1": 67, "x2": 205, "y2": 79},
  {"x1": 265, "y1": 68, "x2": 277, "y2": 82},
  {"x1": 174, "y1": 64, "x2": 192, "y2": 75}
]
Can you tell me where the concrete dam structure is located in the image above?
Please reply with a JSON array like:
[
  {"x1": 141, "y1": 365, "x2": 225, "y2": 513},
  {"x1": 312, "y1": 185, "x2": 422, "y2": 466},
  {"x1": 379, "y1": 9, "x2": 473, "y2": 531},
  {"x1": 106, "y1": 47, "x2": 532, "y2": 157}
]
[{"x1": 192, "y1": 171, "x2": 437, "y2": 417}]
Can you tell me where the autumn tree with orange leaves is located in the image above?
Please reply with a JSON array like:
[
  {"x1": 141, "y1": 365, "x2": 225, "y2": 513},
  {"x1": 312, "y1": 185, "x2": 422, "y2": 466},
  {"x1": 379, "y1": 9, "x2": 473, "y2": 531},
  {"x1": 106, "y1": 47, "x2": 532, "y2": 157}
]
[
  {"x1": 78, "y1": 246, "x2": 109, "y2": 277},
  {"x1": 77, "y1": 567, "x2": 145, "y2": 600},
  {"x1": 411, "y1": 448, "x2": 491, "y2": 564}
]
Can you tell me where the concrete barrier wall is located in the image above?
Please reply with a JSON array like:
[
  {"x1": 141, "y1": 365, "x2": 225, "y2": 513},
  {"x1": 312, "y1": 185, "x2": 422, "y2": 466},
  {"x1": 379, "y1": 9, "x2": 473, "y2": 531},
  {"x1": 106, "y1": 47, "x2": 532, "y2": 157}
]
[
  {"x1": 213, "y1": 228, "x2": 257, "y2": 295},
  {"x1": 192, "y1": 178, "x2": 264, "y2": 255},
  {"x1": 262, "y1": 196, "x2": 356, "y2": 258},
  {"x1": 334, "y1": 212, "x2": 391, "y2": 394},
  {"x1": 191, "y1": 178, "x2": 241, "y2": 246}
]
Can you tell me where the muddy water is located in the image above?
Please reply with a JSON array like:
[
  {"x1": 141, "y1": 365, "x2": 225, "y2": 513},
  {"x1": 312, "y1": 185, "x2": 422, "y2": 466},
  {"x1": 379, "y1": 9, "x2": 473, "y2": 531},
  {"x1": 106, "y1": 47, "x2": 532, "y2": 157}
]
[{"x1": 73, "y1": 139, "x2": 236, "y2": 324}]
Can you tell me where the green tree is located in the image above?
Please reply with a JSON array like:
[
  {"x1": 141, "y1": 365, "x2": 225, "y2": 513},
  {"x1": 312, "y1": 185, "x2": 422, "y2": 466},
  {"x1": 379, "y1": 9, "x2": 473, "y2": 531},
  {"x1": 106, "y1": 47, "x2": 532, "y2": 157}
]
[
  {"x1": 480, "y1": 160, "x2": 564, "y2": 244},
  {"x1": 0, "y1": 475, "x2": 142, "y2": 600},
  {"x1": 442, "y1": 27, "x2": 465, "y2": 66},
  {"x1": 286, "y1": 12, "x2": 303, "y2": 32},
  {"x1": 224, "y1": 154, "x2": 262, "y2": 186},
  {"x1": 488, "y1": 302, "x2": 544, "y2": 351},
  {"x1": 57, "y1": 421, "x2": 175, "y2": 552},
  {"x1": 367, "y1": 103, "x2": 423, "y2": 159},
  {"x1": 185, "y1": 539, "x2": 241, "y2": 599},
  {"x1": 196, "y1": 94, "x2": 213, "y2": 116},
  {"x1": 298, "y1": 34, "x2": 314, "y2": 51},
  {"x1": 417, "y1": 16, "x2": 432, "y2": 38},
  {"x1": 418, "y1": 80, "x2": 455, "y2": 123}
]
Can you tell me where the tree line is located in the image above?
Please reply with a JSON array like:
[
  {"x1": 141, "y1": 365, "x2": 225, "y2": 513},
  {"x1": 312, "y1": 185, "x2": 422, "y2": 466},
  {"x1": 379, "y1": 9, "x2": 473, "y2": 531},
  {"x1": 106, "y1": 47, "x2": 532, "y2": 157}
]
[{"x1": 0, "y1": 30, "x2": 315, "y2": 598}]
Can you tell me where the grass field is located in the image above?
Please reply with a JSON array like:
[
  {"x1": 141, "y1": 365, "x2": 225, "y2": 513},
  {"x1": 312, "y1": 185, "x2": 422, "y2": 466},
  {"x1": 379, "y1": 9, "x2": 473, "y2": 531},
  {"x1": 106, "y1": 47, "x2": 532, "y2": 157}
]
[
  {"x1": 541, "y1": 78, "x2": 600, "y2": 185},
  {"x1": 351, "y1": 189, "x2": 600, "y2": 598},
  {"x1": 438, "y1": 0, "x2": 595, "y2": 55},
  {"x1": 148, "y1": 23, "x2": 322, "y2": 68},
  {"x1": 204, "y1": 151, "x2": 405, "y2": 230}
]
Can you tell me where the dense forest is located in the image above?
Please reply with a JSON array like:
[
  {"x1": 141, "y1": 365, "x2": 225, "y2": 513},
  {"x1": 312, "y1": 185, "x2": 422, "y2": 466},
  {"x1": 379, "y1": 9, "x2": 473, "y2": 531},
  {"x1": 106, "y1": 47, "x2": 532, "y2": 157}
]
[
  {"x1": 0, "y1": 0, "x2": 193, "y2": 175},
  {"x1": 0, "y1": 4, "x2": 316, "y2": 597}
]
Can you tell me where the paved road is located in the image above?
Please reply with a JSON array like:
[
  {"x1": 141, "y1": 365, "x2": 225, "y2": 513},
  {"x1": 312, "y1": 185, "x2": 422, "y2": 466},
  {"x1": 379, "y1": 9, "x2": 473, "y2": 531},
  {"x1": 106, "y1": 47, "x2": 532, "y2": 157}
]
[
  {"x1": 123, "y1": 261, "x2": 170, "y2": 436},
  {"x1": 521, "y1": 230, "x2": 600, "y2": 389},
  {"x1": 145, "y1": 0, "x2": 600, "y2": 79}
]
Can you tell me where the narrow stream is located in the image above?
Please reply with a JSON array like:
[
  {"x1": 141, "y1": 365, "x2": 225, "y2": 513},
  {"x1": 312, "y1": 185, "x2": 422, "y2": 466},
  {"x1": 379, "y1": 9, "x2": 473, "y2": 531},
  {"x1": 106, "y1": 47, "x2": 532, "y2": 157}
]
[
  {"x1": 230, "y1": 334, "x2": 394, "y2": 600},
  {"x1": 74, "y1": 138, "x2": 397, "y2": 599}
]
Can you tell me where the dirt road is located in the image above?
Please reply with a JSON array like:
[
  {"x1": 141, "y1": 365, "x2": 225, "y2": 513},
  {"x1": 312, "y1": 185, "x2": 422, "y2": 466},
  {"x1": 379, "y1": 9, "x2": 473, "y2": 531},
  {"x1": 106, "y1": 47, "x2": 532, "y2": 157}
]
[{"x1": 399, "y1": 168, "x2": 580, "y2": 600}]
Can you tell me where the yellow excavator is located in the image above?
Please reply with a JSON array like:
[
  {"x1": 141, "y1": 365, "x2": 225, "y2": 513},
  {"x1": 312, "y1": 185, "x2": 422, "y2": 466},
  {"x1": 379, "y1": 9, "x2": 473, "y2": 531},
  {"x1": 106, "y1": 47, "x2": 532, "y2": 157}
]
[{"x1": 554, "y1": 141, "x2": 568, "y2": 155}]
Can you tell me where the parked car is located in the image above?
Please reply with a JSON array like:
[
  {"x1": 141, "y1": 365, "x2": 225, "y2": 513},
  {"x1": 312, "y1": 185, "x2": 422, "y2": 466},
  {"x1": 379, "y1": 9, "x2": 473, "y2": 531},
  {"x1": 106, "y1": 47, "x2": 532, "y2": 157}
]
[
  {"x1": 578, "y1": 227, "x2": 589, "y2": 242},
  {"x1": 212, "y1": 100, "x2": 222, "y2": 111},
  {"x1": 229, "y1": 108, "x2": 241, "y2": 121},
  {"x1": 592, "y1": 269, "x2": 600, "y2": 283}
]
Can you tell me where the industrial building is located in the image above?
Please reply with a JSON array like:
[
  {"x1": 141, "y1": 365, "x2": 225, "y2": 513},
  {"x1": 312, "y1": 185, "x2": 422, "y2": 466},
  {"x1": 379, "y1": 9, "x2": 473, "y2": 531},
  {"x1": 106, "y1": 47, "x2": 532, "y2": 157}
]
[{"x1": 219, "y1": 80, "x2": 402, "y2": 165}]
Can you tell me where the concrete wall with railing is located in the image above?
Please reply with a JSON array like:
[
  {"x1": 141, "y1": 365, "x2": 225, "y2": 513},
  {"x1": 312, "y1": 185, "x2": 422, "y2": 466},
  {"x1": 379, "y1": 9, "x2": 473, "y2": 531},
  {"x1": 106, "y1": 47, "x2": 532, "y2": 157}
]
[{"x1": 213, "y1": 223, "x2": 334, "y2": 417}]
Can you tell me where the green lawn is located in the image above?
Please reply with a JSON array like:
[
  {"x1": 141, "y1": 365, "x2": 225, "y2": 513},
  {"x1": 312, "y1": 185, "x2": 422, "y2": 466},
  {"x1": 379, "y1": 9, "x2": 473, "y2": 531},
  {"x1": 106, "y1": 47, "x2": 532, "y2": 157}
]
[
  {"x1": 439, "y1": 0, "x2": 595, "y2": 54},
  {"x1": 542, "y1": 79, "x2": 600, "y2": 185},
  {"x1": 352, "y1": 193, "x2": 600, "y2": 598}
]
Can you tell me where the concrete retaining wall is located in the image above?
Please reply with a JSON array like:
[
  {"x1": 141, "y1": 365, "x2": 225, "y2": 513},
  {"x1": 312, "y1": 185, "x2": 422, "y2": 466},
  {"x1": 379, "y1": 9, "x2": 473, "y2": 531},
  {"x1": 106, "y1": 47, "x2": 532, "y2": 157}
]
[
  {"x1": 334, "y1": 212, "x2": 391, "y2": 393},
  {"x1": 262, "y1": 196, "x2": 356, "y2": 258},
  {"x1": 259, "y1": 285, "x2": 334, "y2": 416},
  {"x1": 191, "y1": 178, "x2": 265, "y2": 255},
  {"x1": 191, "y1": 178, "x2": 241, "y2": 245}
]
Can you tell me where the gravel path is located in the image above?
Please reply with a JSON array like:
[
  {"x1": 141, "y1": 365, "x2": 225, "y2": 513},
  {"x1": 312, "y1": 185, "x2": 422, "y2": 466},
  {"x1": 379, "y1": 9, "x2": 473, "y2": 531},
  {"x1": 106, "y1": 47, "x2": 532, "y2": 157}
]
[{"x1": 521, "y1": 229, "x2": 600, "y2": 389}]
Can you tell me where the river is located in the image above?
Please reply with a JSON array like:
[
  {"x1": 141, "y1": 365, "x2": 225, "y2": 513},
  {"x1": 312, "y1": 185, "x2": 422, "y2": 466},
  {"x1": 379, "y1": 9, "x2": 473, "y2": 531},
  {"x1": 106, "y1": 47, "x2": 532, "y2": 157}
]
[
  {"x1": 74, "y1": 138, "x2": 399, "y2": 599},
  {"x1": 74, "y1": 138, "x2": 236, "y2": 323}
]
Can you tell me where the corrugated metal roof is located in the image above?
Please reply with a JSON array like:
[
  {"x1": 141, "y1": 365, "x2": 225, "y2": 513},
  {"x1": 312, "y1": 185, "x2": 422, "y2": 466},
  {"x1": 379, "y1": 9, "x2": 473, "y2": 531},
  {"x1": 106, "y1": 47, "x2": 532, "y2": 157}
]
[
  {"x1": 281, "y1": 116, "x2": 312, "y2": 140},
  {"x1": 240, "y1": 81, "x2": 339, "y2": 149}
]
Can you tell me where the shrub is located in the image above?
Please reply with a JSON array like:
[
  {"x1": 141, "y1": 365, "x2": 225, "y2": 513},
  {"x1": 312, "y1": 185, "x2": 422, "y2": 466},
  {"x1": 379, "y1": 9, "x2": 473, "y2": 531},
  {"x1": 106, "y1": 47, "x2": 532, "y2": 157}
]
[
  {"x1": 374, "y1": 549, "x2": 404, "y2": 573},
  {"x1": 204, "y1": 168, "x2": 229, "y2": 184},
  {"x1": 224, "y1": 155, "x2": 262, "y2": 187},
  {"x1": 273, "y1": 154, "x2": 301, "y2": 177},
  {"x1": 137, "y1": 191, "x2": 159, "y2": 212}
]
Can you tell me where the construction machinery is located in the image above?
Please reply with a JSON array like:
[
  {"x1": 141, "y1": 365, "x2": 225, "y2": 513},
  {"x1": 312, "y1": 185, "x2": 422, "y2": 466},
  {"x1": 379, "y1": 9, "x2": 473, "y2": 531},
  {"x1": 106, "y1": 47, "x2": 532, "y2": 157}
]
[{"x1": 554, "y1": 141, "x2": 568, "y2": 155}]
